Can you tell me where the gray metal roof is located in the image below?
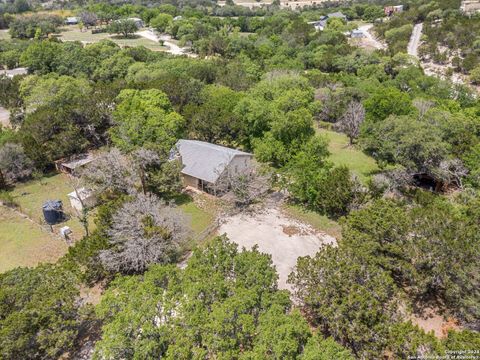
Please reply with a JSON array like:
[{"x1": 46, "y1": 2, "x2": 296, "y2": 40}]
[
  {"x1": 328, "y1": 12, "x2": 347, "y2": 19},
  {"x1": 61, "y1": 153, "x2": 95, "y2": 169},
  {"x1": 175, "y1": 140, "x2": 252, "y2": 184}
]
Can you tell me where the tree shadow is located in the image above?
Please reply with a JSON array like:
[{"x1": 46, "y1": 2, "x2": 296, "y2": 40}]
[
  {"x1": 111, "y1": 34, "x2": 141, "y2": 40},
  {"x1": 171, "y1": 192, "x2": 193, "y2": 206}
]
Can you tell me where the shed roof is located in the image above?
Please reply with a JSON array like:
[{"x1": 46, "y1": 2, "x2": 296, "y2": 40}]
[
  {"x1": 68, "y1": 187, "x2": 94, "y2": 201},
  {"x1": 328, "y1": 12, "x2": 347, "y2": 19},
  {"x1": 61, "y1": 153, "x2": 95, "y2": 170},
  {"x1": 0, "y1": 67, "x2": 28, "y2": 78},
  {"x1": 174, "y1": 140, "x2": 252, "y2": 184}
]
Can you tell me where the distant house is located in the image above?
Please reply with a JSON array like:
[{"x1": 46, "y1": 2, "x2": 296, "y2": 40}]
[
  {"x1": 68, "y1": 187, "x2": 97, "y2": 212},
  {"x1": 127, "y1": 17, "x2": 144, "y2": 28},
  {"x1": 65, "y1": 16, "x2": 79, "y2": 25},
  {"x1": 328, "y1": 12, "x2": 348, "y2": 21},
  {"x1": 384, "y1": 5, "x2": 404, "y2": 16},
  {"x1": 351, "y1": 29, "x2": 365, "y2": 38},
  {"x1": 460, "y1": 0, "x2": 480, "y2": 13},
  {"x1": 55, "y1": 153, "x2": 96, "y2": 176},
  {"x1": 0, "y1": 67, "x2": 28, "y2": 78},
  {"x1": 172, "y1": 140, "x2": 253, "y2": 195},
  {"x1": 308, "y1": 12, "x2": 347, "y2": 31}
]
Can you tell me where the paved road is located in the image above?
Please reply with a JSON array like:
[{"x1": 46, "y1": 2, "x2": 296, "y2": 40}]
[{"x1": 408, "y1": 23, "x2": 423, "y2": 57}]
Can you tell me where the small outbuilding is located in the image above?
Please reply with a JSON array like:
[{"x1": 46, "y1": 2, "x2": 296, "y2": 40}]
[
  {"x1": 171, "y1": 140, "x2": 253, "y2": 195},
  {"x1": 68, "y1": 187, "x2": 97, "y2": 212},
  {"x1": 65, "y1": 17, "x2": 79, "y2": 25},
  {"x1": 55, "y1": 153, "x2": 95, "y2": 176},
  {"x1": 0, "y1": 67, "x2": 28, "y2": 78},
  {"x1": 351, "y1": 29, "x2": 365, "y2": 38}
]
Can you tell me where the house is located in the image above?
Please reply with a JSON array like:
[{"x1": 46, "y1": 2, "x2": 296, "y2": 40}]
[
  {"x1": 0, "y1": 67, "x2": 28, "y2": 78},
  {"x1": 308, "y1": 12, "x2": 347, "y2": 31},
  {"x1": 384, "y1": 5, "x2": 404, "y2": 16},
  {"x1": 65, "y1": 16, "x2": 79, "y2": 25},
  {"x1": 67, "y1": 187, "x2": 97, "y2": 212},
  {"x1": 55, "y1": 153, "x2": 95, "y2": 176},
  {"x1": 172, "y1": 140, "x2": 253, "y2": 194},
  {"x1": 461, "y1": 0, "x2": 480, "y2": 13},
  {"x1": 351, "y1": 29, "x2": 365, "y2": 38},
  {"x1": 328, "y1": 12, "x2": 347, "y2": 21},
  {"x1": 127, "y1": 17, "x2": 144, "y2": 28}
]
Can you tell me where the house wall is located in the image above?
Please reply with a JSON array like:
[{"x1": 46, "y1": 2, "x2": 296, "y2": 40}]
[
  {"x1": 182, "y1": 174, "x2": 199, "y2": 189},
  {"x1": 68, "y1": 194, "x2": 97, "y2": 212}
]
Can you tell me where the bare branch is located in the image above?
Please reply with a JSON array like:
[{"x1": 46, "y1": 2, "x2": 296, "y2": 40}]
[
  {"x1": 100, "y1": 193, "x2": 190, "y2": 273},
  {"x1": 335, "y1": 101, "x2": 365, "y2": 145}
]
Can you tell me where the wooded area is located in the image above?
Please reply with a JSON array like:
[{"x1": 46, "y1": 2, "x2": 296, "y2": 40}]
[{"x1": 1, "y1": 0, "x2": 479, "y2": 358}]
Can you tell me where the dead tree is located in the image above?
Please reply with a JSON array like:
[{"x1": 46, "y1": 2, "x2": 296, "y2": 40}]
[
  {"x1": 80, "y1": 148, "x2": 137, "y2": 195},
  {"x1": 335, "y1": 101, "x2": 365, "y2": 145},
  {"x1": 413, "y1": 99, "x2": 434, "y2": 119},
  {"x1": 214, "y1": 162, "x2": 271, "y2": 207},
  {"x1": 66, "y1": 175, "x2": 90, "y2": 237},
  {"x1": 100, "y1": 193, "x2": 190, "y2": 273},
  {"x1": 432, "y1": 159, "x2": 468, "y2": 190}
]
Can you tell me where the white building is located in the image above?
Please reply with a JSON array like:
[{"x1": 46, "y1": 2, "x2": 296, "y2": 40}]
[{"x1": 68, "y1": 188, "x2": 97, "y2": 212}]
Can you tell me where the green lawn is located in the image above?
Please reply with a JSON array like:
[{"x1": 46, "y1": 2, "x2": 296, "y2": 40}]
[
  {"x1": 0, "y1": 206, "x2": 67, "y2": 273},
  {"x1": 179, "y1": 200, "x2": 215, "y2": 236},
  {"x1": 10, "y1": 173, "x2": 93, "y2": 241},
  {"x1": 282, "y1": 203, "x2": 342, "y2": 239},
  {"x1": 58, "y1": 26, "x2": 166, "y2": 51},
  {"x1": 317, "y1": 128, "x2": 379, "y2": 183},
  {"x1": 176, "y1": 192, "x2": 217, "y2": 237}
]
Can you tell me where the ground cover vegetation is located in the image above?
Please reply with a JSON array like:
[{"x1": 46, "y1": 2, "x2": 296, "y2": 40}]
[{"x1": 0, "y1": 0, "x2": 479, "y2": 358}]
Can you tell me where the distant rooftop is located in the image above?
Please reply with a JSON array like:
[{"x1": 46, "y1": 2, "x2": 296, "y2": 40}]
[
  {"x1": 0, "y1": 68, "x2": 28, "y2": 78},
  {"x1": 174, "y1": 140, "x2": 252, "y2": 184}
]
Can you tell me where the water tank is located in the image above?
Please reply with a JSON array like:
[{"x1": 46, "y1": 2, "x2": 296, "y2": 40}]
[{"x1": 42, "y1": 200, "x2": 64, "y2": 225}]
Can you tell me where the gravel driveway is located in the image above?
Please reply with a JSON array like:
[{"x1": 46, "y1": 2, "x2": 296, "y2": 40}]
[{"x1": 218, "y1": 208, "x2": 336, "y2": 290}]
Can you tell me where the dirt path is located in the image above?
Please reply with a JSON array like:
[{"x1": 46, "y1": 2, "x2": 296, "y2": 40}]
[
  {"x1": 218, "y1": 207, "x2": 336, "y2": 290},
  {"x1": 136, "y1": 29, "x2": 196, "y2": 57},
  {"x1": 358, "y1": 24, "x2": 386, "y2": 50},
  {"x1": 408, "y1": 23, "x2": 423, "y2": 57}
]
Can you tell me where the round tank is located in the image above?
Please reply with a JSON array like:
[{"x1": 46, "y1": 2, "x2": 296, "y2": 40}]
[{"x1": 42, "y1": 200, "x2": 63, "y2": 225}]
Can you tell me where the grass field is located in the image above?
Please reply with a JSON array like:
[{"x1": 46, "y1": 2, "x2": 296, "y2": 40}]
[
  {"x1": 180, "y1": 200, "x2": 215, "y2": 235},
  {"x1": 58, "y1": 26, "x2": 166, "y2": 51},
  {"x1": 176, "y1": 192, "x2": 218, "y2": 237},
  {"x1": 317, "y1": 128, "x2": 379, "y2": 183},
  {"x1": 282, "y1": 203, "x2": 342, "y2": 239},
  {"x1": 0, "y1": 206, "x2": 67, "y2": 273},
  {"x1": 10, "y1": 173, "x2": 94, "y2": 240}
]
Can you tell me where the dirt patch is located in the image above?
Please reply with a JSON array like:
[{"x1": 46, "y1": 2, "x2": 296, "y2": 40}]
[
  {"x1": 79, "y1": 283, "x2": 104, "y2": 306},
  {"x1": 282, "y1": 225, "x2": 301, "y2": 236},
  {"x1": 410, "y1": 307, "x2": 460, "y2": 338},
  {"x1": 218, "y1": 207, "x2": 336, "y2": 290}
]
